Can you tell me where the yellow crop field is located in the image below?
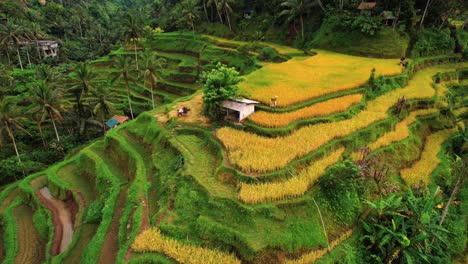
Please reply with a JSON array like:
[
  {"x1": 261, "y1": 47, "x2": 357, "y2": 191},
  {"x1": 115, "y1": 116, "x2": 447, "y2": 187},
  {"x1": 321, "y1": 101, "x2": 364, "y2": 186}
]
[
  {"x1": 285, "y1": 229, "x2": 353, "y2": 264},
  {"x1": 217, "y1": 65, "x2": 461, "y2": 173},
  {"x1": 240, "y1": 50, "x2": 402, "y2": 107},
  {"x1": 132, "y1": 228, "x2": 240, "y2": 264},
  {"x1": 249, "y1": 94, "x2": 363, "y2": 127},
  {"x1": 239, "y1": 148, "x2": 344, "y2": 204},
  {"x1": 400, "y1": 128, "x2": 456, "y2": 186},
  {"x1": 368, "y1": 109, "x2": 439, "y2": 150}
]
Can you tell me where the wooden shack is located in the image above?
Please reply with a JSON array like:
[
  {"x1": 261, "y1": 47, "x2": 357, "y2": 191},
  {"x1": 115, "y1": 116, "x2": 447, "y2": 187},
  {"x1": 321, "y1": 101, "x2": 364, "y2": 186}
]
[
  {"x1": 381, "y1": 11, "x2": 398, "y2": 26},
  {"x1": 105, "y1": 115, "x2": 129, "y2": 129},
  {"x1": 357, "y1": 2, "x2": 376, "y2": 15},
  {"x1": 222, "y1": 98, "x2": 259, "y2": 122},
  {"x1": 36, "y1": 40, "x2": 59, "y2": 58}
]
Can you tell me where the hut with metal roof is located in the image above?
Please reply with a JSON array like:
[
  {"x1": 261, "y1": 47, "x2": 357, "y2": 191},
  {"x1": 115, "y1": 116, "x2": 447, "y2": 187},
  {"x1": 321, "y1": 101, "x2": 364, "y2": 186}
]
[
  {"x1": 357, "y1": 2, "x2": 376, "y2": 15},
  {"x1": 222, "y1": 98, "x2": 259, "y2": 122},
  {"x1": 105, "y1": 115, "x2": 129, "y2": 129},
  {"x1": 381, "y1": 11, "x2": 398, "y2": 26}
]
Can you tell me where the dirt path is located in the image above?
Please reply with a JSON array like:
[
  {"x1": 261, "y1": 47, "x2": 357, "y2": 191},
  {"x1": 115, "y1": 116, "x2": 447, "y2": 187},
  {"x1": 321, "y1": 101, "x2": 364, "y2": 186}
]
[
  {"x1": 13, "y1": 205, "x2": 46, "y2": 264},
  {"x1": 37, "y1": 187, "x2": 73, "y2": 255},
  {"x1": 125, "y1": 198, "x2": 150, "y2": 261},
  {"x1": 97, "y1": 185, "x2": 127, "y2": 264}
]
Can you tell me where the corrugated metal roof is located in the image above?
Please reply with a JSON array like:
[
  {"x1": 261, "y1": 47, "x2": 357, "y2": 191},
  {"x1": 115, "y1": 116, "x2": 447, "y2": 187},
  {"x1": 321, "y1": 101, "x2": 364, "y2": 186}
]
[
  {"x1": 232, "y1": 98, "x2": 260, "y2": 104},
  {"x1": 222, "y1": 101, "x2": 246, "y2": 112},
  {"x1": 358, "y1": 2, "x2": 376, "y2": 10},
  {"x1": 113, "y1": 115, "x2": 129, "y2": 124},
  {"x1": 106, "y1": 118, "x2": 119, "y2": 128}
]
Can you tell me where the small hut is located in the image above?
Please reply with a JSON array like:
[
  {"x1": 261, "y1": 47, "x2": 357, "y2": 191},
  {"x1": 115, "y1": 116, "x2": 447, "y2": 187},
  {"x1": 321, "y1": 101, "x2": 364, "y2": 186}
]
[
  {"x1": 105, "y1": 115, "x2": 129, "y2": 129},
  {"x1": 36, "y1": 40, "x2": 59, "y2": 58},
  {"x1": 222, "y1": 98, "x2": 259, "y2": 122},
  {"x1": 381, "y1": 11, "x2": 398, "y2": 26},
  {"x1": 357, "y1": 2, "x2": 376, "y2": 16}
]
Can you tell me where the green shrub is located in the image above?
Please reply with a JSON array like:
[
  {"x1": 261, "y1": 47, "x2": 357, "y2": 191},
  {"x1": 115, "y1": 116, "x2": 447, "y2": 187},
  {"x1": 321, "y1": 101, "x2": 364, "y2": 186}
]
[
  {"x1": 317, "y1": 160, "x2": 362, "y2": 224},
  {"x1": 32, "y1": 208, "x2": 49, "y2": 239},
  {"x1": 258, "y1": 47, "x2": 280, "y2": 62},
  {"x1": 411, "y1": 28, "x2": 455, "y2": 58},
  {"x1": 85, "y1": 200, "x2": 104, "y2": 223}
]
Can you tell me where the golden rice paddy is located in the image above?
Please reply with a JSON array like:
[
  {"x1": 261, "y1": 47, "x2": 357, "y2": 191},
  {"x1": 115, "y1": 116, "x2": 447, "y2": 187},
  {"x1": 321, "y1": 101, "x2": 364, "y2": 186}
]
[
  {"x1": 368, "y1": 109, "x2": 439, "y2": 151},
  {"x1": 132, "y1": 228, "x2": 240, "y2": 264},
  {"x1": 249, "y1": 94, "x2": 363, "y2": 127},
  {"x1": 400, "y1": 128, "x2": 456, "y2": 186},
  {"x1": 217, "y1": 65, "x2": 460, "y2": 173},
  {"x1": 238, "y1": 148, "x2": 344, "y2": 204},
  {"x1": 240, "y1": 50, "x2": 402, "y2": 106}
]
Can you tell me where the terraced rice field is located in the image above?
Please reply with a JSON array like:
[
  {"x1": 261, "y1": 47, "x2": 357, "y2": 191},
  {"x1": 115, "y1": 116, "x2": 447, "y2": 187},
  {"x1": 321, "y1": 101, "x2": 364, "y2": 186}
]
[
  {"x1": 368, "y1": 109, "x2": 439, "y2": 150},
  {"x1": 1, "y1": 33, "x2": 466, "y2": 264},
  {"x1": 238, "y1": 148, "x2": 345, "y2": 204},
  {"x1": 249, "y1": 94, "x2": 363, "y2": 127},
  {"x1": 132, "y1": 228, "x2": 241, "y2": 264},
  {"x1": 13, "y1": 205, "x2": 46, "y2": 264},
  {"x1": 239, "y1": 50, "x2": 402, "y2": 106},
  {"x1": 217, "y1": 64, "x2": 465, "y2": 173},
  {"x1": 400, "y1": 128, "x2": 456, "y2": 186}
]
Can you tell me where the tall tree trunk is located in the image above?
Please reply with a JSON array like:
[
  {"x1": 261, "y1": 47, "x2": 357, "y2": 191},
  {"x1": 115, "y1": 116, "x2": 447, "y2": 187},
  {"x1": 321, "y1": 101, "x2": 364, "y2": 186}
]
[
  {"x1": 420, "y1": 0, "x2": 432, "y2": 26},
  {"x1": 150, "y1": 78, "x2": 156, "y2": 110},
  {"x1": 217, "y1": 7, "x2": 224, "y2": 24},
  {"x1": 300, "y1": 15, "x2": 305, "y2": 42},
  {"x1": 38, "y1": 122, "x2": 47, "y2": 148},
  {"x1": 134, "y1": 41, "x2": 139, "y2": 71},
  {"x1": 125, "y1": 78, "x2": 135, "y2": 119},
  {"x1": 439, "y1": 175, "x2": 463, "y2": 226},
  {"x1": 7, "y1": 126, "x2": 21, "y2": 164},
  {"x1": 6, "y1": 48, "x2": 11, "y2": 64},
  {"x1": 26, "y1": 49, "x2": 31, "y2": 66},
  {"x1": 16, "y1": 47, "x2": 23, "y2": 70},
  {"x1": 225, "y1": 9, "x2": 232, "y2": 31},
  {"x1": 49, "y1": 110, "x2": 61, "y2": 142},
  {"x1": 203, "y1": 0, "x2": 209, "y2": 21},
  {"x1": 317, "y1": 0, "x2": 326, "y2": 12}
]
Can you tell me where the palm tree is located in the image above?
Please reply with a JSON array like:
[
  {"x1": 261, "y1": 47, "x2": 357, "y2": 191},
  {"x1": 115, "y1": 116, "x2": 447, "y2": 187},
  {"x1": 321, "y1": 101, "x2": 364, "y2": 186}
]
[
  {"x1": 122, "y1": 14, "x2": 144, "y2": 70},
  {"x1": 218, "y1": 0, "x2": 234, "y2": 31},
  {"x1": 180, "y1": 0, "x2": 201, "y2": 34},
  {"x1": 111, "y1": 55, "x2": 138, "y2": 119},
  {"x1": 30, "y1": 80, "x2": 64, "y2": 143},
  {"x1": 280, "y1": 0, "x2": 316, "y2": 42},
  {"x1": 87, "y1": 82, "x2": 116, "y2": 135},
  {"x1": 141, "y1": 51, "x2": 167, "y2": 110},
  {"x1": 0, "y1": 96, "x2": 31, "y2": 163},
  {"x1": 36, "y1": 64, "x2": 62, "y2": 85},
  {"x1": 207, "y1": 0, "x2": 224, "y2": 24},
  {"x1": 72, "y1": 62, "x2": 97, "y2": 98},
  {"x1": 0, "y1": 20, "x2": 33, "y2": 70}
]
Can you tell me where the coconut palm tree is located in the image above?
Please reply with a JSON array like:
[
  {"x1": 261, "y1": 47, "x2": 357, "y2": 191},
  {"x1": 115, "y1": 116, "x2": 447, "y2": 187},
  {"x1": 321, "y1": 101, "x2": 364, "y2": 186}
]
[
  {"x1": 122, "y1": 14, "x2": 144, "y2": 70},
  {"x1": 218, "y1": 0, "x2": 234, "y2": 31},
  {"x1": 0, "y1": 96, "x2": 31, "y2": 163},
  {"x1": 30, "y1": 80, "x2": 64, "y2": 143},
  {"x1": 87, "y1": 82, "x2": 116, "y2": 135},
  {"x1": 69, "y1": 62, "x2": 97, "y2": 107},
  {"x1": 141, "y1": 51, "x2": 167, "y2": 110},
  {"x1": 0, "y1": 20, "x2": 33, "y2": 70},
  {"x1": 180, "y1": 0, "x2": 201, "y2": 34},
  {"x1": 280, "y1": 0, "x2": 316, "y2": 42},
  {"x1": 111, "y1": 55, "x2": 138, "y2": 119}
]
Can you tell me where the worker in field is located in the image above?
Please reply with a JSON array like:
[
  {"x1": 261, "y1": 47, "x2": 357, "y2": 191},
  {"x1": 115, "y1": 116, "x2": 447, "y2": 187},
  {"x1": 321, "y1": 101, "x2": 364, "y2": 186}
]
[
  {"x1": 271, "y1": 95, "x2": 278, "y2": 108},
  {"x1": 400, "y1": 57, "x2": 408, "y2": 69}
]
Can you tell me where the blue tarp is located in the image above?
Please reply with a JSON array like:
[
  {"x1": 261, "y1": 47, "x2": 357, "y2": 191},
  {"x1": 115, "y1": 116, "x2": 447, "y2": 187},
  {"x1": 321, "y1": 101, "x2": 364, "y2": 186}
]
[{"x1": 105, "y1": 118, "x2": 119, "y2": 128}]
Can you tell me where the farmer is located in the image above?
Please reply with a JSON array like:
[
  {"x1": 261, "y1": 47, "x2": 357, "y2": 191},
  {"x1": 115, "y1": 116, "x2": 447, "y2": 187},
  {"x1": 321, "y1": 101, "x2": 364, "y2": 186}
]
[
  {"x1": 400, "y1": 57, "x2": 408, "y2": 69},
  {"x1": 177, "y1": 107, "x2": 184, "y2": 117},
  {"x1": 271, "y1": 96, "x2": 278, "y2": 108}
]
